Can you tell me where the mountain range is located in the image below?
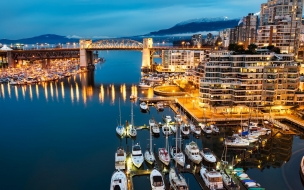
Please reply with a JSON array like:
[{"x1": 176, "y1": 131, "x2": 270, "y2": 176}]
[{"x1": 0, "y1": 17, "x2": 240, "y2": 44}]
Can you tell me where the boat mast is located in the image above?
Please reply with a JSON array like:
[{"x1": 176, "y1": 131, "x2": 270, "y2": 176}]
[
  {"x1": 119, "y1": 98, "x2": 122, "y2": 126},
  {"x1": 131, "y1": 102, "x2": 134, "y2": 129},
  {"x1": 150, "y1": 120, "x2": 152, "y2": 153}
]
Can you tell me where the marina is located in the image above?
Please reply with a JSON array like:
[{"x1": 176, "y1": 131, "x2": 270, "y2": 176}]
[{"x1": 0, "y1": 51, "x2": 304, "y2": 189}]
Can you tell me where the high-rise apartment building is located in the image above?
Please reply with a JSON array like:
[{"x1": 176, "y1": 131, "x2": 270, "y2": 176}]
[
  {"x1": 199, "y1": 51, "x2": 301, "y2": 109},
  {"x1": 257, "y1": 0, "x2": 303, "y2": 54},
  {"x1": 219, "y1": 13, "x2": 258, "y2": 48},
  {"x1": 161, "y1": 50, "x2": 206, "y2": 72},
  {"x1": 191, "y1": 34, "x2": 202, "y2": 48}
]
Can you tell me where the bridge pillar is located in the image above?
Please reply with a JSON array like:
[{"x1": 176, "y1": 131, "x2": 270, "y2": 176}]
[
  {"x1": 42, "y1": 59, "x2": 51, "y2": 69},
  {"x1": 142, "y1": 38, "x2": 153, "y2": 70},
  {"x1": 7, "y1": 51, "x2": 15, "y2": 68},
  {"x1": 79, "y1": 39, "x2": 93, "y2": 69}
]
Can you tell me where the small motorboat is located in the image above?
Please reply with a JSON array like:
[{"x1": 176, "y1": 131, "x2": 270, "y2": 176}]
[
  {"x1": 163, "y1": 115, "x2": 172, "y2": 123},
  {"x1": 110, "y1": 170, "x2": 127, "y2": 190},
  {"x1": 181, "y1": 124, "x2": 190, "y2": 136},
  {"x1": 162, "y1": 124, "x2": 172, "y2": 136},
  {"x1": 149, "y1": 118, "x2": 160, "y2": 134},
  {"x1": 150, "y1": 169, "x2": 165, "y2": 190},
  {"x1": 301, "y1": 156, "x2": 304, "y2": 181},
  {"x1": 140, "y1": 102, "x2": 149, "y2": 111},
  {"x1": 115, "y1": 147, "x2": 126, "y2": 170},
  {"x1": 174, "y1": 114, "x2": 182, "y2": 123},
  {"x1": 155, "y1": 102, "x2": 164, "y2": 111},
  {"x1": 131, "y1": 143, "x2": 144, "y2": 168},
  {"x1": 202, "y1": 125, "x2": 212, "y2": 134},
  {"x1": 211, "y1": 124, "x2": 220, "y2": 133},
  {"x1": 200, "y1": 148, "x2": 217, "y2": 163},
  {"x1": 190, "y1": 123, "x2": 201, "y2": 135}
]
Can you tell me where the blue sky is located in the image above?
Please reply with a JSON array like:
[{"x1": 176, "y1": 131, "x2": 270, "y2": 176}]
[{"x1": 1, "y1": 0, "x2": 264, "y2": 39}]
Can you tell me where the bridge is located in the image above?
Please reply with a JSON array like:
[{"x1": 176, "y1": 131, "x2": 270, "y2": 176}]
[{"x1": 0, "y1": 38, "x2": 212, "y2": 69}]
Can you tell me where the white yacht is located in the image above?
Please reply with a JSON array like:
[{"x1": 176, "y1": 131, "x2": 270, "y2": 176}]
[
  {"x1": 140, "y1": 102, "x2": 149, "y2": 111},
  {"x1": 138, "y1": 81, "x2": 151, "y2": 88},
  {"x1": 169, "y1": 168, "x2": 188, "y2": 190},
  {"x1": 115, "y1": 147, "x2": 126, "y2": 170},
  {"x1": 190, "y1": 123, "x2": 201, "y2": 135},
  {"x1": 163, "y1": 115, "x2": 172, "y2": 123},
  {"x1": 131, "y1": 143, "x2": 144, "y2": 168},
  {"x1": 150, "y1": 169, "x2": 165, "y2": 190},
  {"x1": 211, "y1": 124, "x2": 220, "y2": 133},
  {"x1": 200, "y1": 167, "x2": 224, "y2": 190},
  {"x1": 200, "y1": 148, "x2": 217, "y2": 163},
  {"x1": 144, "y1": 124, "x2": 155, "y2": 165},
  {"x1": 116, "y1": 99, "x2": 126, "y2": 137},
  {"x1": 158, "y1": 147, "x2": 170, "y2": 166},
  {"x1": 174, "y1": 114, "x2": 182, "y2": 123},
  {"x1": 181, "y1": 124, "x2": 190, "y2": 136},
  {"x1": 184, "y1": 141, "x2": 202, "y2": 164},
  {"x1": 149, "y1": 118, "x2": 160, "y2": 134},
  {"x1": 155, "y1": 102, "x2": 164, "y2": 111},
  {"x1": 128, "y1": 103, "x2": 137, "y2": 138},
  {"x1": 110, "y1": 170, "x2": 128, "y2": 190},
  {"x1": 162, "y1": 124, "x2": 172, "y2": 136},
  {"x1": 202, "y1": 125, "x2": 212, "y2": 134},
  {"x1": 224, "y1": 134, "x2": 250, "y2": 148}
]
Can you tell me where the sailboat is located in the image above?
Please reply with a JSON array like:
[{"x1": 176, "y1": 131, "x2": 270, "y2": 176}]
[
  {"x1": 170, "y1": 123, "x2": 185, "y2": 167},
  {"x1": 169, "y1": 168, "x2": 188, "y2": 190},
  {"x1": 116, "y1": 99, "x2": 126, "y2": 137},
  {"x1": 158, "y1": 134, "x2": 170, "y2": 166},
  {"x1": 144, "y1": 122, "x2": 155, "y2": 164},
  {"x1": 128, "y1": 102, "x2": 137, "y2": 137}
]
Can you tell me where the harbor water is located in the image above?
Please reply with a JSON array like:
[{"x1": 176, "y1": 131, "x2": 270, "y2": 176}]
[{"x1": 0, "y1": 50, "x2": 304, "y2": 190}]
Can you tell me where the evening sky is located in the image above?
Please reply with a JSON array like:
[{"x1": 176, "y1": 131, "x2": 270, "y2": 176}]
[{"x1": 1, "y1": 0, "x2": 265, "y2": 39}]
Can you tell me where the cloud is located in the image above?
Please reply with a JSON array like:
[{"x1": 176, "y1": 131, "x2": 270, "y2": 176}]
[{"x1": 66, "y1": 35, "x2": 83, "y2": 39}]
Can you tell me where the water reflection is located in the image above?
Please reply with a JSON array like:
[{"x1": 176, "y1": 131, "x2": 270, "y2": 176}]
[
  {"x1": 61, "y1": 82, "x2": 65, "y2": 99},
  {"x1": 0, "y1": 71, "x2": 152, "y2": 105},
  {"x1": 55, "y1": 83, "x2": 58, "y2": 101},
  {"x1": 75, "y1": 82, "x2": 79, "y2": 103},
  {"x1": 111, "y1": 84, "x2": 115, "y2": 104},
  {"x1": 22, "y1": 86, "x2": 25, "y2": 100},
  {"x1": 15, "y1": 86, "x2": 18, "y2": 101},
  {"x1": 50, "y1": 82, "x2": 54, "y2": 101},
  {"x1": 29, "y1": 85, "x2": 33, "y2": 101},
  {"x1": 71, "y1": 85, "x2": 74, "y2": 104},
  {"x1": 99, "y1": 84, "x2": 104, "y2": 104},
  {"x1": 44, "y1": 83, "x2": 48, "y2": 102},
  {"x1": 36, "y1": 84, "x2": 39, "y2": 99},
  {"x1": 7, "y1": 83, "x2": 11, "y2": 98},
  {"x1": 1, "y1": 84, "x2": 4, "y2": 98}
]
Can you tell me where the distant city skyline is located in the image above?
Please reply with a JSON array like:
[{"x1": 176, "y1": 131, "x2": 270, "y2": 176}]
[{"x1": 2, "y1": 0, "x2": 265, "y2": 39}]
